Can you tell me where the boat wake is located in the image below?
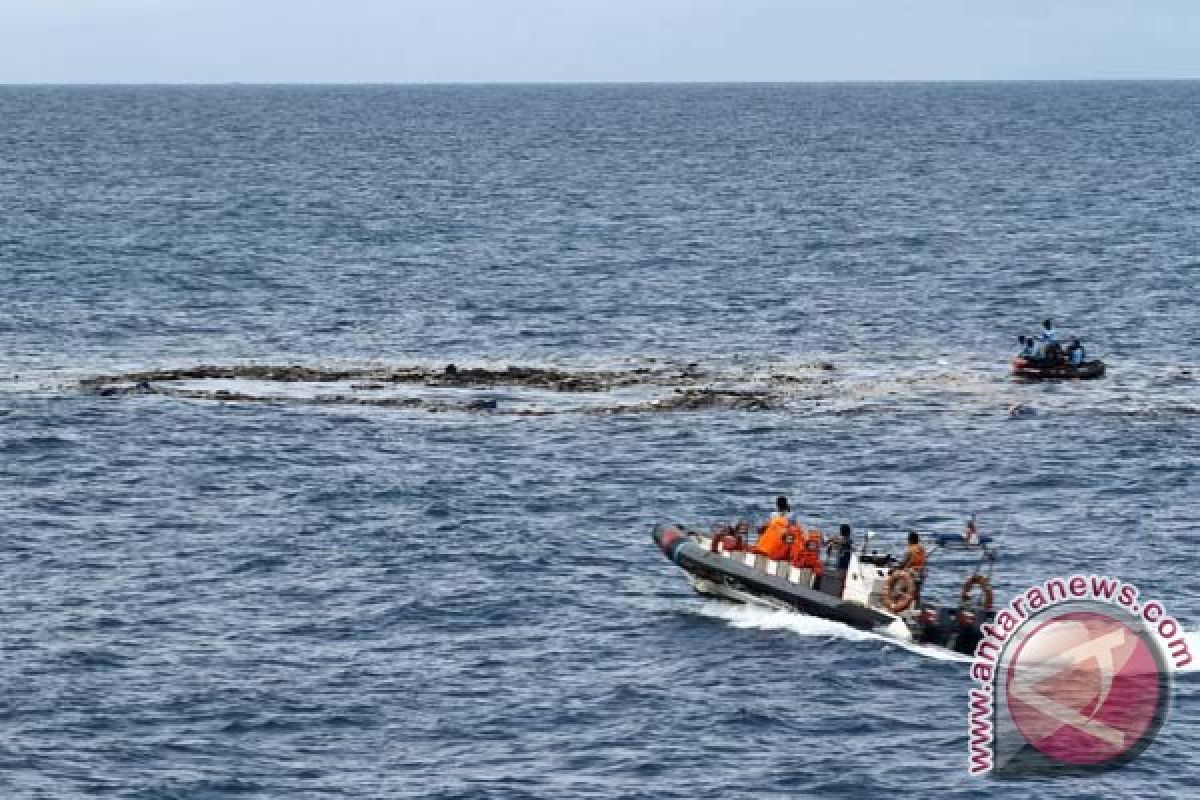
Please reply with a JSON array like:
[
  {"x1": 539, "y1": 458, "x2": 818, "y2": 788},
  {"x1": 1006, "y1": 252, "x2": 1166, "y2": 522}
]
[
  {"x1": 694, "y1": 604, "x2": 1200, "y2": 673},
  {"x1": 692, "y1": 602, "x2": 973, "y2": 664}
]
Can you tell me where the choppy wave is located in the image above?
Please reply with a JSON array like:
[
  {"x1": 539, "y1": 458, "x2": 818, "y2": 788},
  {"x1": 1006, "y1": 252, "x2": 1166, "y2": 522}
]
[{"x1": 7, "y1": 83, "x2": 1200, "y2": 800}]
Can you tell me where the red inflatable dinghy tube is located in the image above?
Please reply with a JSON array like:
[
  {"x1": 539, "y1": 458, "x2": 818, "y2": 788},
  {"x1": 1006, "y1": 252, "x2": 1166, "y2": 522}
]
[{"x1": 1012, "y1": 356, "x2": 1106, "y2": 381}]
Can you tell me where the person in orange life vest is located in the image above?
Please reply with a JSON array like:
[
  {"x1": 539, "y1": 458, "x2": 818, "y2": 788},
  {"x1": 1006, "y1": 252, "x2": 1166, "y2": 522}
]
[
  {"x1": 791, "y1": 527, "x2": 824, "y2": 575},
  {"x1": 752, "y1": 496, "x2": 800, "y2": 561},
  {"x1": 896, "y1": 531, "x2": 929, "y2": 599}
]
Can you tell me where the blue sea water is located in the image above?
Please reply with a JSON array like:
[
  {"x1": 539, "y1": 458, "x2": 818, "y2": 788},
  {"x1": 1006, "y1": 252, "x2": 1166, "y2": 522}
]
[{"x1": 1, "y1": 83, "x2": 1199, "y2": 798}]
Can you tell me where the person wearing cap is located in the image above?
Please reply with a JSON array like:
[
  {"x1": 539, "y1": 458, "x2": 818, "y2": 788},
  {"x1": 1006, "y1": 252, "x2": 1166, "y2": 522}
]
[{"x1": 752, "y1": 495, "x2": 800, "y2": 561}]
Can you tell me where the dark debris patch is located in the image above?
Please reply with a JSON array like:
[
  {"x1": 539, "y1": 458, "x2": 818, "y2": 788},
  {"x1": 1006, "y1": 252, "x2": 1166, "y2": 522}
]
[
  {"x1": 79, "y1": 363, "x2": 665, "y2": 393},
  {"x1": 589, "y1": 389, "x2": 779, "y2": 415},
  {"x1": 77, "y1": 363, "x2": 798, "y2": 415}
]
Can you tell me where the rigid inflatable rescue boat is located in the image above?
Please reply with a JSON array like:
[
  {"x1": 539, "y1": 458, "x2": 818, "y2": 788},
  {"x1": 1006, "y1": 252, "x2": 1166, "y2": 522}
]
[{"x1": 653, "y1": 525, "x2": 998, "y2": 655}]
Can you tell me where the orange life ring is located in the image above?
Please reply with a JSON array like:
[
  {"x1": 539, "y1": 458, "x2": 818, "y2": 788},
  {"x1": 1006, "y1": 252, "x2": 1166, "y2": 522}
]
[
  {"x1": 883, "y1": 570, "x2": 918, "y2": 613},
  {"x1": 961, "y1": 574, "x2": 994, "y2": 609}
]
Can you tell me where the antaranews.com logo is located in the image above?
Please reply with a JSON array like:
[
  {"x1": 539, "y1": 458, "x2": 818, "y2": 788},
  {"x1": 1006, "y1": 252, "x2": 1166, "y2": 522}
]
[{"x1": 968, "y1": 574, "x2": 1191, "y2": 776}]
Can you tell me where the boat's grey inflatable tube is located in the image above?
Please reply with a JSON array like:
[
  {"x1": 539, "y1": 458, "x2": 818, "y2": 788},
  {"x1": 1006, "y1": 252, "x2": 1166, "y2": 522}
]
[{"x1": 653, "y1": 527, "x2": 894, "y2": 631}]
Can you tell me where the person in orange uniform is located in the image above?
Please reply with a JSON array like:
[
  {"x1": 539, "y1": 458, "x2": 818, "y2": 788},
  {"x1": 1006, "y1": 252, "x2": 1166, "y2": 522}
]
[
  {"x1": 752, "y1": 496, "x2": 799, "y2": 561},
  {"x1": 897, "y1": 531, "x2": 929, "y2": 599},
  {"x1": 803, "y1": 528, "x2": 825, "y2": 575},
  {"x1": 790, "y1": 526, "x2": 825, "y2": 588}
]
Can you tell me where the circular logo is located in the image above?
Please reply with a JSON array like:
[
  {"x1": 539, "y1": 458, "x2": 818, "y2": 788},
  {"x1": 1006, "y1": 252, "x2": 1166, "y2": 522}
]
[{"x1": 1005, "y1": 609, "x2": 1168, "y2": 767}]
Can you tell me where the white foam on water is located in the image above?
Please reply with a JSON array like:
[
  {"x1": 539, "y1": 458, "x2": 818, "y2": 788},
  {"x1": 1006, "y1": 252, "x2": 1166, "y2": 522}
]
[
  {"x1": 166, "y1": 377, "x2": 664, "y2": 413},
  {"x1": 0, "y1": 368, "x2": 84, "y2": 395},
  {"x1": 697, "y1": 605, "x2": 1200, "y2": 674},
  {"x1": 693, "y1": 602, "x2": 973, "y2": 664}
]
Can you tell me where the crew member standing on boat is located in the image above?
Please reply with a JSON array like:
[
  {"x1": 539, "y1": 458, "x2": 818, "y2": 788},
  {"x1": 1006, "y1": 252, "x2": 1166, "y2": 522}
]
[
  {"x1": 752, "y1": 496, "x2": 799, "y2": 561},
  {"x1": 1040, "y1": 319, "x2": 1062, "y2": 364},
  {"x1": 1040, "y1": 319, "x2": 1059, "y2": 345},
  {"x1": 897, "y1": 531, "x2": 928, "y2": 600}
]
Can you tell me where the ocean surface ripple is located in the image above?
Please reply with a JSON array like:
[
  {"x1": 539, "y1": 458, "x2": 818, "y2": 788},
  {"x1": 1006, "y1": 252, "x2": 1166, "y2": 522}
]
[{"x1": 1, "y1": 83, "x2": 1198, "y2": 799}]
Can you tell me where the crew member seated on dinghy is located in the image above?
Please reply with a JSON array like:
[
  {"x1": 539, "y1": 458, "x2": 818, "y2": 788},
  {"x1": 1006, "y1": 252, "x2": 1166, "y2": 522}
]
[
  {"x1": 1027, "y1": 334, "x2": 1051, "y2": 364},
  {"x1": 791, "y1": 526, "x2": 825, "y2": 588},
  {"x1": 751, "y1": 496, "x2": 800, "y2": 561},
  {"x1": 1067, "y1": 339, "x2": 1086, "y2": 366},
  {"x1": 896, "y1": 531, "x2": 928, "y2": 600},
  {"x1": 1017, "y1": 335, "x2": 1037, "y2": 359},
  {"x1": 791, "y1": 527, "x2": 824, "y2": 574}
]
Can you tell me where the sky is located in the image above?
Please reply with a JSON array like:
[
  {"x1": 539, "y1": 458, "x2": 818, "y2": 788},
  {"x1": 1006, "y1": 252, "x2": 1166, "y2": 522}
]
[{"x1": 0, "y1": 0, "x2": 1197, "y2": 83}]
